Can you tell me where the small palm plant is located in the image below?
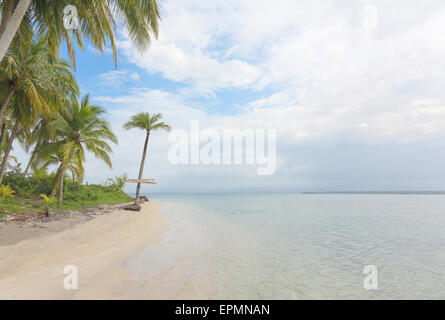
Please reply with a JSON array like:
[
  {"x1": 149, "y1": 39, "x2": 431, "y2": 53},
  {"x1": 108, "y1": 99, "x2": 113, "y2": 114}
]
[
  {"x1": 0, "y1": 185, "x2": 15, "y2": 200},
  {"x1": 107, "y1": 173, "x2": 128, "y2": 191},
  {"x1": 40, "y1": 194, "x2": 57, "y2": 217}
]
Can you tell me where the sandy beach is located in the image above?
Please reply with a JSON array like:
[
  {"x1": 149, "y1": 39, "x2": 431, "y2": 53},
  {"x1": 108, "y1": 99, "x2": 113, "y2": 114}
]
[{"x1": 0, "y1": 202, "x2": 169, "y2": 300}]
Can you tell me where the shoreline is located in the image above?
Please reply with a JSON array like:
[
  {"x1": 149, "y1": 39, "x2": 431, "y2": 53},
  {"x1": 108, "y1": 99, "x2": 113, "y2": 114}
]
[{"x1": 0, "y1": 202, "x2": 169, "y2": 299}]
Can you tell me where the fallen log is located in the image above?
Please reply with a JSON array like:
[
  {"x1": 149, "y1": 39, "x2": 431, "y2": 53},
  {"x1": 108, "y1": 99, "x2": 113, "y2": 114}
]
[{"x1": 122, "y1": 203, "x2": 142, "y2": 212}]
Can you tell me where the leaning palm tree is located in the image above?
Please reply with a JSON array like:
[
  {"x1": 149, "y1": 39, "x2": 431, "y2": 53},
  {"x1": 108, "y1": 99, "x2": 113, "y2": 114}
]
[
  {"x1": 37, "y1": 95, "x2": 118, "y2": 201},
  {"x1": 124, "y1": 113, "x2": 171, "y2": 204},
  {"x1": 0, "y1": 0, "x2": 161, "y2": 66},
  {"x1": 22, "y1": 116, "x2": 56, "y2": 176}
]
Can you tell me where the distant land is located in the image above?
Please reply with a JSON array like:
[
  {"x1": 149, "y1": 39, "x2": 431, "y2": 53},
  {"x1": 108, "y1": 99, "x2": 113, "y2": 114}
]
[{"x1": 302, "y1": 191, "x2": 445, "y2": 195}]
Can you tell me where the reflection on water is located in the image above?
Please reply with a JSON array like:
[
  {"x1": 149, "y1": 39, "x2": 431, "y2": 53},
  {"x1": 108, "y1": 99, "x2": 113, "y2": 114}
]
[{"x1": 128, "y1": 194, "x2": 445, "y2": 299}]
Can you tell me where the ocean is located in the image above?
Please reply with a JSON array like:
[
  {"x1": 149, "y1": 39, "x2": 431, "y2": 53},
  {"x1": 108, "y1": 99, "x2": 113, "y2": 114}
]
[{"x1": 127, "y1": 194, "x2": 445, "y2": 299}]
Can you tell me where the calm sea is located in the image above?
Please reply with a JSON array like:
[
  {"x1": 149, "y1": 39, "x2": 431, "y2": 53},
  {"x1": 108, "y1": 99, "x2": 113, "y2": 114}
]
[{"x1": 128, "y1": 194, "x2": 445, "y2": 299}]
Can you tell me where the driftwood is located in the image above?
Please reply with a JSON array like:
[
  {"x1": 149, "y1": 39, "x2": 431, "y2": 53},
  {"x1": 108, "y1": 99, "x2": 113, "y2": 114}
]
[
  {"x1": 122, "y1": 203, "x2": 142, "y2": 212},
  {"x1": 0, "y1": 210, "x2": 46, "y2": 222}
]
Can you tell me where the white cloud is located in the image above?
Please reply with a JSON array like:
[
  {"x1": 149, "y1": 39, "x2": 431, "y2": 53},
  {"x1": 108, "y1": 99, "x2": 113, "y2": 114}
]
[
  {"x1": 116, "y1": 0, "x2": 445, "y2": 137},
  {"x1": 92, "y1": 0, "x2": 445, "y2": 191},
  {"x1": 118, "y1": 40, "x2": 261, "y2": 94},
  {"x1": 97, "y1": 69, "x2": 140, "y2": 87}
]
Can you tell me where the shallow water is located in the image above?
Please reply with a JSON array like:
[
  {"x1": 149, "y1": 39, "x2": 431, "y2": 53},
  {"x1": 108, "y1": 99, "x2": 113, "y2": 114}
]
[{"x1": 131, "y1": 194, "x2": 445, "y2": 299}]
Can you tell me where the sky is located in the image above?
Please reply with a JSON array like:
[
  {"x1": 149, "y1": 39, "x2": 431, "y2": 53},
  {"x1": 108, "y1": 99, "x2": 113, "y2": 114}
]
[{"x1": 14, "y1": 0, "x2": 445, "y2": 193}]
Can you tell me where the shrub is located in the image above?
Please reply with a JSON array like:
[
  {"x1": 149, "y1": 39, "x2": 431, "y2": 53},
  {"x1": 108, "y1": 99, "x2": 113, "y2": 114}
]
[{"x1": 0, "y1": 185, "x2": 15, "y2": 200}]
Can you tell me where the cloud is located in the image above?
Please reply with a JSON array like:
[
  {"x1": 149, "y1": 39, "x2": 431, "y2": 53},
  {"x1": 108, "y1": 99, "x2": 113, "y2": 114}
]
[
  {"x1": 115, "y1": 0, "x2": 445, "y2": 138},
  {"x1": 14, "y1": 1, "x2": 445, "y2": 192},
  {"x1": 96, "y1": 69, "x2": 140, "y2": 87},
  {"x1": 118, "y1": 40, "x2": 262, "y2": 94},
  {"x1": 87, "y1": 0, "x2": 445, "y2": 191}
]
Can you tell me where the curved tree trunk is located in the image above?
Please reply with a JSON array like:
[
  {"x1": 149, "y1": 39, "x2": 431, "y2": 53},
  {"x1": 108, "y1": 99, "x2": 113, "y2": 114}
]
[
  {"x1": 0, "y1": 122, "x2": 6, "y2": 148},
  {"x1": 0, "y1": 121, "x2": 19, "y2": 185},
  {"x1": 135, "y1": 130, "x2": 150, "y2": 204},
  {"x1": 0, "y1": 0, "x2": 32, "y2": 62},
  {"x1": 23, "y1": 151, "x2": 35, "y2": 176},
  {"x1": 0, "y1": 85, "x2": 16, "y2": 134},
  {"x1": 23, "y1": 143, "x2": 39, "y2": 176}
]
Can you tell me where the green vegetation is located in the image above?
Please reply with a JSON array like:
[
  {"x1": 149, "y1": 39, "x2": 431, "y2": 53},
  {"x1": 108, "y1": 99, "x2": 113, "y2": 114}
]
[
  {"x1": 40, "y1": 194, "x2": 56, "y2": 217},
  {"x1": 34, "y1": 94, "x2": 118, "y2": 201},
  {"x1": 0, "y1": 33, "x2": 79, "y2": 185},
  {"x1": 0, "y1": 184, "x2": 15, "y2": 200},
  {"x1": 0, "y1": 0, "x2": 161, "y2": 66},
  {"x1": 107, "y1": 173, "x2": 128, "y2": 192},
  {"x1": 0, "y1": 2, "x2": 166, "y2": 216},
  {"x1": 0, "y1": 35, "x2": 129, "y2": 215},
  {"x1": 0, "y1": 169, "x2": 132, "y2": 214}
]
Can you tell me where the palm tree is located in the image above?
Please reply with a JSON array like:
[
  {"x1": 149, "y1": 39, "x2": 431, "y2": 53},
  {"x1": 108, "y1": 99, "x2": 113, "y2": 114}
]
[
  {"x1": 123, "y1": 113, "x2": 170, "y2": 204},
  {"x1": 0, "y1": 36, "x2": 78, "y2": 185},
  {"x1": 0, "y1": 0, "x2": 161, "y2": 66},
  {"x1": 40, "y1": 194, "x2": 56, "y2": 217},
  {"x1": 37, "y1": 95, "x2": 117, "y2": 201},
  {"x1": 0, "y1": 35, "x2": 78, "y2": 144}
]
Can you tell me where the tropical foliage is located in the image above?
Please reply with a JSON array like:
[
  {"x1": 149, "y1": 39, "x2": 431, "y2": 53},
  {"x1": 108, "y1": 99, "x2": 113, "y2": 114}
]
[
  {"x1": 0, "y1": 34, "x2": 124, "y2": 211},
  {"x1": 1, "y1": 168, "x2": 132, "y2": 214},
  {"x1": 35, "y1": 94, "x2": 118, "y2": 201},
  {"x1": 40, "y1": 194, "x2": 56, "y2": 216},
  {"x1": 0, "y1": 0, "x2": 161, "y2": 66},
  {"x1": 107, "y1": 173, "x2": 128, "y2": 192},
  {"x1": 0, "y1": 2, "x2": 166, "y2": 216},
  {"x1": 0, "y1": 184, "x2": 15, "y2": 200},
  {"x1": 0, "y1": 33, "x2": 78, "y2": 185}
]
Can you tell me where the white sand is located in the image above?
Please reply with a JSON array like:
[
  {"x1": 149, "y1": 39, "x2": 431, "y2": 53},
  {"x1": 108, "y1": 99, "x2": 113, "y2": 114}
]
[{"x1": 0, "y1": 202, "x2": 168, "y2": 299}]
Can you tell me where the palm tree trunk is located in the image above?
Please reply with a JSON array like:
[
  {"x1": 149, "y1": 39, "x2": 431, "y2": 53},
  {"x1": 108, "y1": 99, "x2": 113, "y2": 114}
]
[
  {"x1": 23, "y1": 150, "x2": 35, "y2": 176},
  {"x1": 0, "y1": 85, "x2": 16, "y2": 133},
  {"x1": 23, "y1": 143, "x2": 39, "y2": 176},
  {"x1": 0, "y1": 121, "x2": 19, "y2": 185},
  {"x1": 0, "y1": 122, "x2": 6, "y2": 148},
  {"x1": 58, "y1": 165, "x2": 65, "y2": 202},
  {"x1": 135, "y1": 130, "x2": 150, "y2": 203},
  {"x1": 0, "y1": 0, "x2": 32, "y2": 62},
  {"x1": 0, "y1": 0, "x2": 16, "y2": 37}
]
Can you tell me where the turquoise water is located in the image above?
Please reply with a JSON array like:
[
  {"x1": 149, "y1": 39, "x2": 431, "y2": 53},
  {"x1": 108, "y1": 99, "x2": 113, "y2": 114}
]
[{"x1": 137, "y1": 194, "x2": 445, "y2": 299}]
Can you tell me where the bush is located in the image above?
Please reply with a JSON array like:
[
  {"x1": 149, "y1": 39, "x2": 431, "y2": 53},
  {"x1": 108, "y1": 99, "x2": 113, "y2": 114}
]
[
  {"x1": 2, "y1": 171, "x2": 52, "y2": 197},
  {"x1": 0, "y1": 170, "x2": 132, "y2": 213},
  {"x1": 2, "y1": 171, "x2": 127, "y2": 202}
]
